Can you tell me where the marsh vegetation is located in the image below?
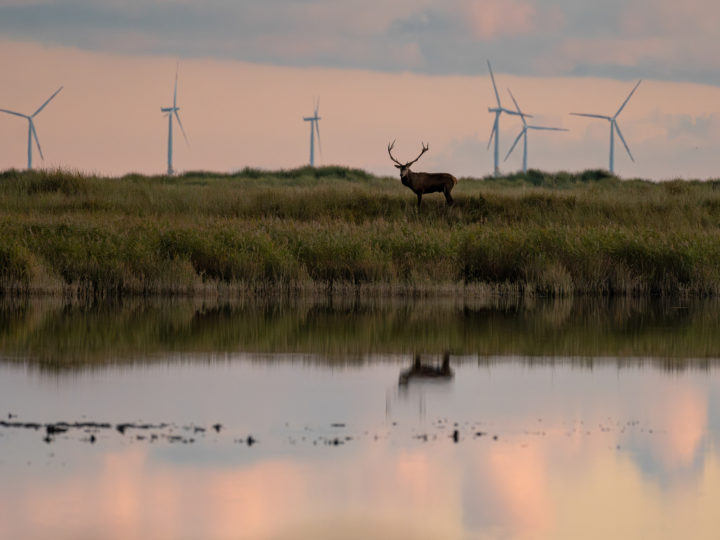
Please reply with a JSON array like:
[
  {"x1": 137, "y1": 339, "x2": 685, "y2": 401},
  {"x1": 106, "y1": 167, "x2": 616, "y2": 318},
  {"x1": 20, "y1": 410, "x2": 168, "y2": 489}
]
[{"x1": 1, "y1": 167, "x2": 720, "y2": 297}]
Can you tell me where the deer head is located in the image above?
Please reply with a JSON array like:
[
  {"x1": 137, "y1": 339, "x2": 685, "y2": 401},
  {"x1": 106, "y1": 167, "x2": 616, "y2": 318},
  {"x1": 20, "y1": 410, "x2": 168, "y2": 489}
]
[{"x1": 388, "y1": 140, "x2": 429, "y2": 180}]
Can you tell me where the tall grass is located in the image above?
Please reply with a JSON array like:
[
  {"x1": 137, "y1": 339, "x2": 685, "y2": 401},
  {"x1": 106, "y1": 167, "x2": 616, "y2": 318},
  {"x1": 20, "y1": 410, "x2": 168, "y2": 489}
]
[{"x1": 2, "y1": 167, "x2": 720, "y2": 297}]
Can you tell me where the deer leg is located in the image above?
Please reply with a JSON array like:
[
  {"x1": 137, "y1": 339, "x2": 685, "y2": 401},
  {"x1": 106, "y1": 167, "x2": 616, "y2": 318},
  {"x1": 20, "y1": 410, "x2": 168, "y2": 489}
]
[
  {"x1": 441, "y1": 353, "x2": 450, "y2": 374},
  {"x1": 444, "y1": 187, "x2": 454, "y2": 206},
  {"x1": 416, "y1": 193, "x2": 422, "y2": 207}
]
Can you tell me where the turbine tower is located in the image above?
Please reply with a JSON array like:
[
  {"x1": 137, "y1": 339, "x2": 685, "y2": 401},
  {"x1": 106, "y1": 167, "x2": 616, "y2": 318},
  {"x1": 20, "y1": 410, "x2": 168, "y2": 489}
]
[
  {"x1": 303, "y1": 98, "x2": 322, "y2": 167},
  {"x1": 570, "y1": 80, "x2": 642, "y2": 174},
  {"x1": 0, "y1": 86, "x2": 63, "y2": 169},
  {"x1": 504, "y1": 88, "x2": 568, "y2": 173},
  {"x1": 160, "y1": 66, "x2": 188, "y2": 175},
  {"x1": 487, "y1": 60, "x2": 527, "y2": 177}
]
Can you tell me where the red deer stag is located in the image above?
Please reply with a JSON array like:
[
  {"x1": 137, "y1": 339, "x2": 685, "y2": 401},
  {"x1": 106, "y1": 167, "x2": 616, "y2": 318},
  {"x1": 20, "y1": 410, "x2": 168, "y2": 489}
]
[{"x1": 388, "y1": 140, "x2": 457, "y2": 207}]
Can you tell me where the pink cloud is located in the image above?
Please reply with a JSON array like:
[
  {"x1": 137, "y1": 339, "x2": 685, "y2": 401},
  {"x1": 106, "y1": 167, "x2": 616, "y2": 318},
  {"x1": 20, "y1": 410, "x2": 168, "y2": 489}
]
[
  {"x1": 654, "y1": 385, "x2": 707, "y2": 469},
  {"x1": 622, "y1": 0, "x2": 720, "y2": 35},
  {"x1": 466, "y1": 0, "x2": 537, "y2": 40},
  {"x1": 485, "y1": 445, "x2": 553, "y2": 535}
]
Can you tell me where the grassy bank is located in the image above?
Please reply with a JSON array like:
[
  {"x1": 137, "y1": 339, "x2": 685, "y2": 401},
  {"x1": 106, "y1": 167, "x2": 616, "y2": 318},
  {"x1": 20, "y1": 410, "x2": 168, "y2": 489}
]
[{"x1": 1, "y1": 167, "x2": 720, "y2": 297}]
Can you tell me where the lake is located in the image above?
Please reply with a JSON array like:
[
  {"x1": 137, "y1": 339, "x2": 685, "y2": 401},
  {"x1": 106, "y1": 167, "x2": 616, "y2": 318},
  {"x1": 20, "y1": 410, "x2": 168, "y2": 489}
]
[{"x1": 1, "y1": 296, "x2": 720, "y2": 539}]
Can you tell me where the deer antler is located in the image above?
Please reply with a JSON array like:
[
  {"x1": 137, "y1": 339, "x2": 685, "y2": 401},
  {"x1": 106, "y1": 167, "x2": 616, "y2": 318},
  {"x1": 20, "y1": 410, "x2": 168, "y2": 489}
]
[
  {"x1": 406, "y1": 142, "x2": 429, "y2": 167},
  {"x1": 387, "y1": 140, "x2": 403, "y2": 166},
  {"x1": 388, "y1": 140, "x2": 429, "y2": 167}
]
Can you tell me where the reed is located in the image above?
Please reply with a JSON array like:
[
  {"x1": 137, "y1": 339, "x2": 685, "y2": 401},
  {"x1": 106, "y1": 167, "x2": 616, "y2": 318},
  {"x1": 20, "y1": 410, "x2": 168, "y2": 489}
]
[{"x1": 2, "y1": 167, "x2": 720, "y2": 297}]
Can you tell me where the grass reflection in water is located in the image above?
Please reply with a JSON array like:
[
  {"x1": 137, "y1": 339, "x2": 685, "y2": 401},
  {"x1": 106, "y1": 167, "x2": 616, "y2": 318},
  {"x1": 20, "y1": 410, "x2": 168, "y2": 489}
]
[{"x1": 0, "y1": 296, "x2": 718, "y2": 371}]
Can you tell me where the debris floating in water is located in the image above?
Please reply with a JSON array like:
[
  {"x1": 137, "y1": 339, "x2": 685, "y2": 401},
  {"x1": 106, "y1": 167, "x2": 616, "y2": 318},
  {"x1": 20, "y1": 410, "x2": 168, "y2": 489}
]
[{"x1": 0, "y1": 416, "x2": 660, "y2": 452}]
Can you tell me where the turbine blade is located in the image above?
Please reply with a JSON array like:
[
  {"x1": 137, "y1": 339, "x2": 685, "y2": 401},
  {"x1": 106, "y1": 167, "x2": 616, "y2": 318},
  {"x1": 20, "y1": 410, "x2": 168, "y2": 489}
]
[
  {"x1": 174, "y1": 111, "x2": 188, "y2": 144},
  {"x1": 29, "y1": 120, "x2": 44, "y2": 160},
  {"x1": 615, "y1": 80, "x2": 642, "y2": 118},
  {"x1": 527, "y1": 126, "x2": 569, "y2": 132},
  {"x1": 487, "y1": 121, "x2": 497, "y2": 150},
  {"x1": 614, "y1": 121, "x2": 634, "y2": 162},
  {"x1": 504, "y1": 129, "x2": 525, "y2": 162},
  {"x1": 487, "y1": 60, "x2": 501, "y2": 107},
  {"x1": 570, "y1": 113, "x2": 611, "y2": 120},
  {"x1": 315, "y1": 120, "x2": 322, "y2": 160},
  {"x1": 0, "y1": 108, "x2": 28, "y2": 119},
  {"x1": 507, "y1": 88, "x2": 527, "y2": 127},
  {"x1": 314, "y1": 97, "x2": 320, "y2": 116},
  {"x1": 31, "y1": 86, "x2": 63, "y2": 117},
  {"x1": 502, "y1": 107, "x2": 532, "y2": 118}
]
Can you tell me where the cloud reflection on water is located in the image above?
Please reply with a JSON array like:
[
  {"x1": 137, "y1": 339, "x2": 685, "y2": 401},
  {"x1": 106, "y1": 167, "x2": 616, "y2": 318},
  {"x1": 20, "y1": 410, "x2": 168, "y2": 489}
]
[
  {"x1": 1, "y1": 437, "x2": 719, "y2": 539},
  {"x1": 1, "y1": 363, "x2": 720, "y2": 539}
]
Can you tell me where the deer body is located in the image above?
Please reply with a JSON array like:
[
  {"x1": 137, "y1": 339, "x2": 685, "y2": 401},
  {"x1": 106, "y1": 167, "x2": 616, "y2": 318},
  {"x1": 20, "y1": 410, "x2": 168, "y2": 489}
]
[
  {"x1": 388, "y1": 141, "x2": 457, "y2": 207},
  {"x1": 398, "y1": 353, "x2": 454, "y2": 386},
  {"x1": 401, "y1": 170, "x2": 457, "y2": 207}
]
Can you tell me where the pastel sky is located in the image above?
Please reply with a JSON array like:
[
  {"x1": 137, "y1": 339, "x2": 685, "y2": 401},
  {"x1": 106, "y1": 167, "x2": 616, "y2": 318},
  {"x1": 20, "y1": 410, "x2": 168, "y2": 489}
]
[{"x1": 0, "y1": 0, "x2": 719, "y2": 179}]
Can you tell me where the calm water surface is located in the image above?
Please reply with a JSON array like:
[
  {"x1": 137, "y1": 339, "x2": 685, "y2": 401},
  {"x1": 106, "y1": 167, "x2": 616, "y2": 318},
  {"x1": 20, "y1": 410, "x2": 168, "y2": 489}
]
[{"x1": 1, "y1": 297, "x2": 720, "y2": 539}]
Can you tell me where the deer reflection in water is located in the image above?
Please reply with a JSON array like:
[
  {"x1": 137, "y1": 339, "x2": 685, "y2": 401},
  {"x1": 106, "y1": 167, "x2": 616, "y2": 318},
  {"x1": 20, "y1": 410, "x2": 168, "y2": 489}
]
[{"x1": 398, "y1": 352, "x2": 454, "y2": 387}]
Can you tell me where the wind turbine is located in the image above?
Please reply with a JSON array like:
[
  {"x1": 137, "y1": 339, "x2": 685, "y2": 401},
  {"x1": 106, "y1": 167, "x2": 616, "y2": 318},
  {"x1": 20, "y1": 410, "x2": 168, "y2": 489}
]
[
  {"x1": 303, "y1": 98, "x2": 322, "y2": 167},
  {"x1": 504, "y1": 89, "x2": 568, "y2": 173},
  {"x1": 570, "y1": 80, "x2": 642, "y2": 174},
  {"x1": 160, "y1": 66, "x2": 188, "y2": 175},
  {"x1": 487, "y1": 60, "x2": 528, "y2": 177},
  {"x1": 0, "y1": 86, "x2": 63, "y2": 169}
]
